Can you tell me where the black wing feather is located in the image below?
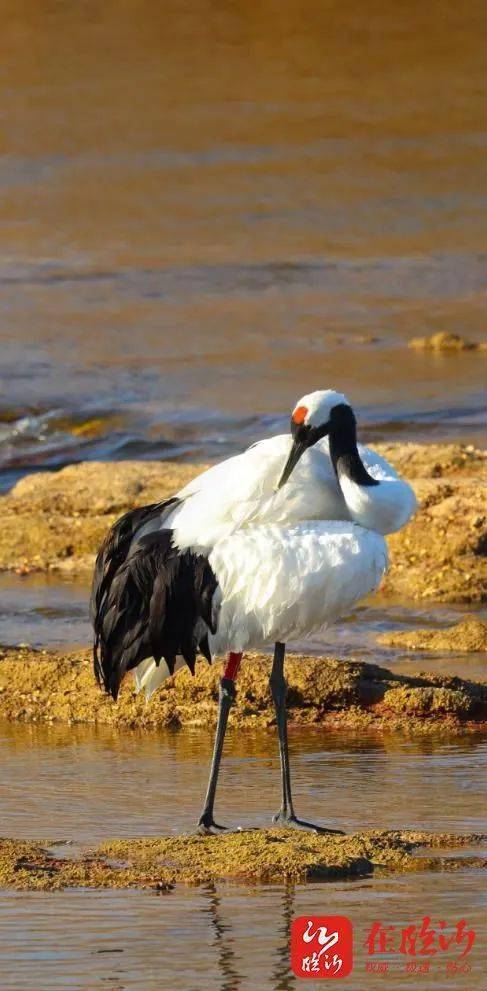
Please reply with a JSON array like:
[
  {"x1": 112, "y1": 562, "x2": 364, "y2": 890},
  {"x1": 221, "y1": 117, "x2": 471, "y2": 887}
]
[{"x1": 91, "y1": 500, "x2": 218, "y2": 699}]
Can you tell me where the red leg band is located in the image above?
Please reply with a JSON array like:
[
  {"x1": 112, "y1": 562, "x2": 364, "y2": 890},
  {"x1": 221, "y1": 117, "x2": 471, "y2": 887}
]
[{"x1": 223, "y1": 652, "x2": 242, "y2": 681}]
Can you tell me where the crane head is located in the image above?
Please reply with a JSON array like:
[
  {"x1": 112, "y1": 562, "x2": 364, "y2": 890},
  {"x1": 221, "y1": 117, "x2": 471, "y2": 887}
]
[{"x1": 277, "y1": 389, "x2": 350, "y2": 489}]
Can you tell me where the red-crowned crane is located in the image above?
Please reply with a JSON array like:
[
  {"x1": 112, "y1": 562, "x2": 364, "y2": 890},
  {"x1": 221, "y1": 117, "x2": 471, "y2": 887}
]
[{"x1": 91, "y1": 390, "x2": 416, "y2": 833}]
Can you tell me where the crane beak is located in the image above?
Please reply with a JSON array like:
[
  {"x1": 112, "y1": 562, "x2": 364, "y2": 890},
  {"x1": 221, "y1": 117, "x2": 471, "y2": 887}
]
[
  {"x1": 277, "y1": 437, "x2": 308, "y2": 489},
  {"x1": 277, "y1": 419, "x2": 330, "y2": 489}
]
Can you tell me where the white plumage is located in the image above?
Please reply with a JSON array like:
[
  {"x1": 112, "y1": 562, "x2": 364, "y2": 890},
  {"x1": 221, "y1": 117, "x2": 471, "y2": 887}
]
[
  {"x1": 211, "y1": 521, "x2": 388, "y2": 651},
  {"x1": 136, "y1": 521, "x2": 387, "y2": 698},
  {"x1": 97, "y1": 390, "x2": 416, "y2": 695},
  {"x1": 138, "y1": 432, "x2": 415, "y2": 558},
  {"x1": 133, "y1": 394, "x2": 417, "y2": 700}
]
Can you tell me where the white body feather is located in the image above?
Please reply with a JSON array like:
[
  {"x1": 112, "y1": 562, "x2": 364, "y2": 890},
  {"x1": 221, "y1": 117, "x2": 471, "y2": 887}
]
[
  {"x1": 161, "y1": 435, "x2": 415, "y2": 554},
  {"x1": 136, "y1": 521, "x2": 387, "y2": 699},
  {"x1": 134, "y1": 413, "x2": 415, "y2": 700},
  {"x1": 209, "y1": 522, "x2": 387, "y2": 653}
]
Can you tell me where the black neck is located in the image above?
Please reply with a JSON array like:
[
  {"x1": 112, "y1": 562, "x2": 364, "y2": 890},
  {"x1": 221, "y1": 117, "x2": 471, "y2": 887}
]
[{"x1": 329, "y1": 405, "x2": 379, "y2": 487}]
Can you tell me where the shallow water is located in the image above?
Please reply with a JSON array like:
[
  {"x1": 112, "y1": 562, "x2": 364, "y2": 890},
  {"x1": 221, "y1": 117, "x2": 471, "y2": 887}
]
[
  {"x1": 0, "y1": 1, "x2": 486, "y2": 488},
  {"x1": 2, "y1": 722, "x2": 486, "y2": 840},
  {"x1": 0, "y1": 721, "x2": 485, "y2": 990},
  {"x1": 0, "y1": 574, "x2": 89, "y2": 652},
  {"x1": 0, "y1": 871, "x2": 485, "y2": 991}
]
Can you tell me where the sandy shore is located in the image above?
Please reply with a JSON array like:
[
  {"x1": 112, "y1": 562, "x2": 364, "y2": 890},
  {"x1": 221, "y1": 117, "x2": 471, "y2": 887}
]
[
  {"x1": 0, "y1": 648, "x2": 485, "y2": 734},
  {"x1": 0, "y1": 441, "x2": 485, "y2": 602},
  {"x1": 0, "y1": 829, "x2": 485, "y2": 891}
]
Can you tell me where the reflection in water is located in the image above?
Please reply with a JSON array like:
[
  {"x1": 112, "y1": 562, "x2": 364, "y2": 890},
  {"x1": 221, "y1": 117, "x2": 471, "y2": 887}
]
[
  {"x1": 200, "y1": 881, "x2": 297, "y2": 991},
  {"x1": 206, "y1": 884, "x2": 241, "y2": 991},
  {"x1": 0, "y1": 865, "x2": 485, "y2": 990},
  {"x1": 270, "y1": 883, "x2": 295, "y2": 991}
]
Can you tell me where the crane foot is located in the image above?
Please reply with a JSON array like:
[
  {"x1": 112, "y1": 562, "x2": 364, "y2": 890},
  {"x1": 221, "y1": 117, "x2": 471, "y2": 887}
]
[
  {"x1": 272, "y1": 811, "x2": 344, "y2": 835},
  {"x1": 196, "y1": 812, "x2": 229, "y2": 835}
]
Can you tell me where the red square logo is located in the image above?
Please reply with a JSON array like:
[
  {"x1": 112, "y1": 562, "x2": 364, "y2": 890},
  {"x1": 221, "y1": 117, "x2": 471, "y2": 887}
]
[{"x1": 291, "y1": 916, "x2": 353, "y2": 979}]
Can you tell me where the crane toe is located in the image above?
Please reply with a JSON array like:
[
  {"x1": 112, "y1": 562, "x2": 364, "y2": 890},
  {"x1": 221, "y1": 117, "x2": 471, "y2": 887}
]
[
  {"x1": 196, "y1": 816, "x2": 229, "y2": 836},
  {"x1": 272, "y1": 811, "x2": 344, "y2": 835}
]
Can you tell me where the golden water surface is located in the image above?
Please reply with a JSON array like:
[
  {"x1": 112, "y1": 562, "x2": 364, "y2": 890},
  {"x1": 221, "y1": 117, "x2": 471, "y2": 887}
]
[{"x1": 0, "y1": 0, "x2": 485, "y2": 475}]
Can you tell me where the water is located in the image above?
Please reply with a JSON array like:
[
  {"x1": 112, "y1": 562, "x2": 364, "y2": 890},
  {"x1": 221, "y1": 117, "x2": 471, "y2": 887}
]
[
  {"x1": 1, "y1": 873, "x2": 485, "y2": 991},
  {"x1": 0, "y1": 721, "x2": 485, "y2": 990},
  {"x1": 0, "y1": 1, "x2": 486, "y2": 488},
  {"x1": 2, "y1": 723, "x2": 486, "y2": 840},
  {"x1": 0, "y1": 574, "x2": 89, "y2": 651}
]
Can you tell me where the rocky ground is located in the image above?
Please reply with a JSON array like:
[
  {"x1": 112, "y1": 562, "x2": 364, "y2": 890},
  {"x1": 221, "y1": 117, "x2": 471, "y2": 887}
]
[
  {"x1": 0, "y1": 648, "x2": 485, "y2": 734},
  {"x1": 0, "y1": 442, "x2": 484, "y2": 603},
  {"x1": 408, "y1": 331, "x2": 487, "y2": 352},
  {"x1": 0, "y1": 829, "x2": 484, "y2": 891},
  {"x1": 378, "y1": 618, "x2": 487, "y2": 652}
]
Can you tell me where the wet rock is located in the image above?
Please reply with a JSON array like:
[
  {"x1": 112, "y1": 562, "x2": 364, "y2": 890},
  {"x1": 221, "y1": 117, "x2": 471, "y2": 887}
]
[
  {"x1": 7, "y1": 460, "x2": 199, "y2": 516},
  {"x1": 0, "y1": 649, "x2": 485, "y2": 734},
  {"x1": 408, "y1": 332, "x2": 486, "y2": 352},
  {"x1": 374, "y1": 444, "x2": 486, "y2": 603},
  {"x1": 376, "y1": 442, "x2": 485, "y2": 480},
  {"x1": 0, "y1": 830, "x2": 484, "y2": 890},
  {"x1": 379, "y1": 618, "x2": 487, "y2": 653},
  {"x1": 0, "y1": 461, "x2": 202, "y2": 576},
  {"x1": 379, "y1": 685, "x2": 474, "y2": 719}
]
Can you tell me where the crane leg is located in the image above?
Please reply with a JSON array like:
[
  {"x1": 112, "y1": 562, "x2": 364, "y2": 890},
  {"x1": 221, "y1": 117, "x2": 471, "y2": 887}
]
[
  {"x1": 270, "y1": 642, "x2": 344, "y2": 835},
  {"x1": 197, "y1": 652, "x2": 242, "y2": 835}
]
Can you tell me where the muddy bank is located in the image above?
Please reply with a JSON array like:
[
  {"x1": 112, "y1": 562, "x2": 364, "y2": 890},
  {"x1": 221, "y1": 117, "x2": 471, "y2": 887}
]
[
  {"x1": 0, "y1": 649, "x2": 485, "y2": 734},
  {"x1": 379, "y1": 618, "x2": 487, "y2": 653},
  {"x1": 0, "y1": 442, "x2": 484, "y2": 603},
  {"x1": 0, "y1": 829, "x2": 484, "y2": 891}
]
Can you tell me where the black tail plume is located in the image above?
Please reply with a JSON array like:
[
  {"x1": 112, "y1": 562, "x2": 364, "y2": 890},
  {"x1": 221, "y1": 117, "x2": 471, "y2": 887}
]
[{"x1": 90, "y1": 500, "x2": 218, "y2": 700}]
